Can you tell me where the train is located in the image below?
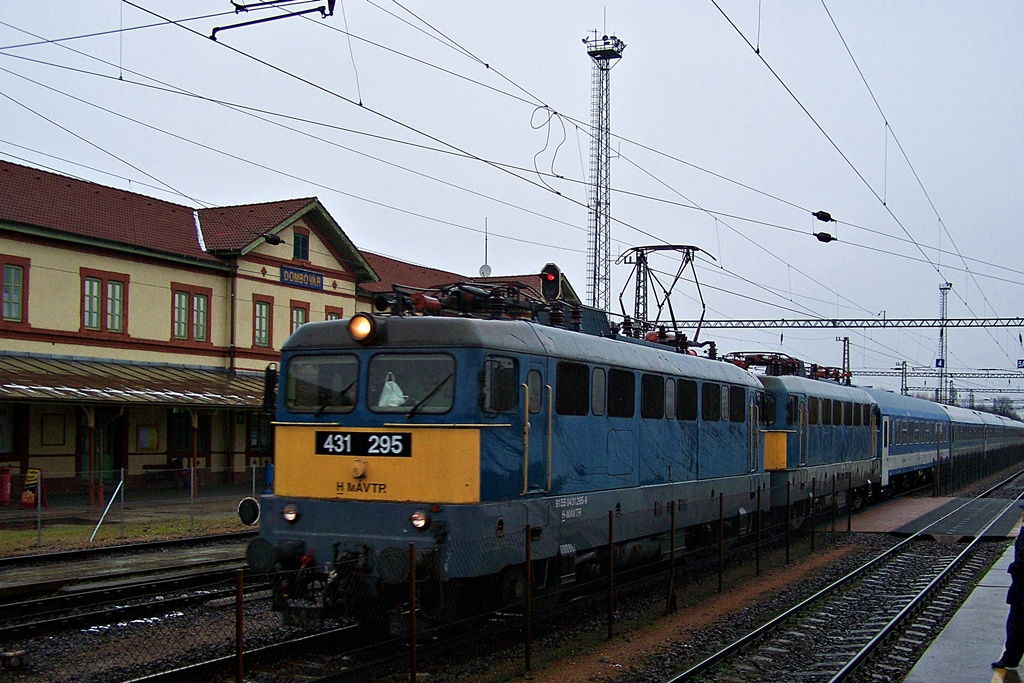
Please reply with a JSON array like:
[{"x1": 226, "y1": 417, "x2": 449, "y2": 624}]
[{"x1": 241, "y1": 284, "x2": 1024, "y2": 627}]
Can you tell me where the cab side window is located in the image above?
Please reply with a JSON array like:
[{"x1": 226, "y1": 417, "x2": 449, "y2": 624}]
[
  {"x1": 556, "y1": 361, "x2": 589, "y2": 416},
  {"x1": 482, "y1": 356, "x2": 518, "y2": 413},
  {"x1": 608, "y1": 369, "x2": 635, "y2": 418}
]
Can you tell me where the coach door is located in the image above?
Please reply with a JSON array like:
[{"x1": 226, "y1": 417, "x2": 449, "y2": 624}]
[
  {"x1": 522, "y1": 364, "x2": 551, "y2": 494},
  {"x1": 793, "y1": 395, "x2": 808, "y2": 466},
  {"x1": 880, "y1": 416, "x2": 891, "y2": 487},
  {"x1": 748, "y1": 391, "x2": 761, "y2": 472}
]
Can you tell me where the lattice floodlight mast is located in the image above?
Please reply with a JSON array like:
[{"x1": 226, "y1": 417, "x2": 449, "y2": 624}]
[
  {"x1": 584, "y1": 32, "x2": 625, "y2": 311},
  {"x1": 938, "y1": 282, "x2": 952, "y2": 403}
]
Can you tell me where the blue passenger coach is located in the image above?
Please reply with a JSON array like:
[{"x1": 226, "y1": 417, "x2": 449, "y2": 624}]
[{"x1": 861, "y1": 388, "x2": 949, "y2": 492}]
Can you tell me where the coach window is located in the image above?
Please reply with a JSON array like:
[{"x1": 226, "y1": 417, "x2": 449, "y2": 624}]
[
  {"x1": 677, "y1": 379, "x2": 698, "y2": 421},
  {"x1": 729, "y1": 386, "x2": 745, "y2": 422},
  {"x1": 482, "y1": 356, "x2": 518, "y2": 413},
  {"x1": 556, "y1": 361, "x2": 590, "y2": 416},
  {"x1": 821, "y1": 399, "x2": 832, "y2": 426},
  {"x1": 608, "y1": 369, "x2": 635, "y2": 418},
  {"x1": 808, "y1": 397, "x2": 820, "y2": 425},
  {"x1": 641, "y1": 374, "x2": 665, "y2": 419},
  {"x1": 527, "y1": 369, "x2": 542, "y2": 414},
  {"x1": 702, "y1": 382, "x2": 722, "y2": 422},
  {"x1": 592, "y1": 368, "x2": 606, "y2": 416},
  {"x1": 665, "y1": 379, "x2": 676, "y2": 419}
]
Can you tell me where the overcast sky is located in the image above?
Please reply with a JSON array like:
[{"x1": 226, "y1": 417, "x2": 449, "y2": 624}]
[{"x1": 2, "y1": 1, "x2": 1022, "y2": 400}]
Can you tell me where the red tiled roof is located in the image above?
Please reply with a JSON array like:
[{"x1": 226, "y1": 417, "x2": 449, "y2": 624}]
[
  {"x1": 198, "y1": 198, "x2": 316, "y2": 252},
  {"x1": 359, "y1": 251, "x2": 466, "y2": 294},
  {"x1": 0, "y1": 160, "x2": 325, "y2": 263},
  {"x1": 0, "y1": 160, "x2": 213, "y2": 262}
]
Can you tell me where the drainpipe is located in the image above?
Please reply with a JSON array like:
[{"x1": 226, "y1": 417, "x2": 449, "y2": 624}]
[
  {"x1": 229, "y1": 261, "x2": 238, "y2": 375},
  {"x1": 84, "y1": 406, "x2": 95, "y2": 506}
]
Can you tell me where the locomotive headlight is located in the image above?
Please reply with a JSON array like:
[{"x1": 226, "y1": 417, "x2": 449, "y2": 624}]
[
  {"x1": 281, "y1": 503, "x2": 301, "y2": 524},
  {"x1": 348, "y1": 313, "x2": 379, "y2": 344},
  {"x1": 410, "y1": 510, "x2": 431, "y2": 530}
]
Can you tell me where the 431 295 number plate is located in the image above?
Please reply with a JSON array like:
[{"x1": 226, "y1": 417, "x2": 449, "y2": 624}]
[{"x1": 315, "y1": 431, "x2": 412, "y2": 457}]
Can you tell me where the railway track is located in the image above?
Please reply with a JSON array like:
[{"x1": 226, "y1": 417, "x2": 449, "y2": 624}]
[
  {"x1": 0, "y1": 565, "x2": 258, "y2": 641},
  {"x1": 659, "y1": 475, "x2": 1024, "y2": 683},
  {"x1": 0, "y1": 530, "x2": 256, "y2": 570}
]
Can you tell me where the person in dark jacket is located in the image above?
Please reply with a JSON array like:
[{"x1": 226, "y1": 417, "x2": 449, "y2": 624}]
[{"x1": 994, "y1": 507, "x2": 1024, "y2": 669}]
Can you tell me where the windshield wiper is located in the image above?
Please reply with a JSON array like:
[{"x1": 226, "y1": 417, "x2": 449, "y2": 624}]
[
  {"x1": 315, "y1": 380, "x2": 356, "y2": 417},
  {"x1": 406, "y1": 373, "x2": 453, "y2": 419}
]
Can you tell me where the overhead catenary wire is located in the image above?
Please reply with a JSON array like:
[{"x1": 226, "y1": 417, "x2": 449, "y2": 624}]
[{"x1": 2, "y1": 7, "x2": 1015, "y2": 385}]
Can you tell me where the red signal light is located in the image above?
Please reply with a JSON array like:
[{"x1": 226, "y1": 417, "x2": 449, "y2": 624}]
[{"x1": 540, "y1": 263, "x2": 561, "y2": 300}]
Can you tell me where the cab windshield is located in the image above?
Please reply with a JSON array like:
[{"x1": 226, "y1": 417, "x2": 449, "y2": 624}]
[
  {"x1": 368, "y1": 353, "x2": 455, "y2": 415},
  {"x1": 285, "y1": 355, "x2": 358, "y2": 414}
]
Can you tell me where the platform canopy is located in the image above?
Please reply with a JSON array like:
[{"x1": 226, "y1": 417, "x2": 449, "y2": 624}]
[{"x1": 0, "y1": 353, "x2": 264, "y2": 408}]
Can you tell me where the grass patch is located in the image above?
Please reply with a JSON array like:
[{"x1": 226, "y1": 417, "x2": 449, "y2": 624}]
[{"x1": 0, "y1": 515, "x2": 245, "y2": 555}]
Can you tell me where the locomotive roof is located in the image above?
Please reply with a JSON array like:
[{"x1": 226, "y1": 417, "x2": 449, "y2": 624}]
[
  {"x1": 757, "y1": 375, "x2": 874, "y2": 403},
  {"x1": 859, "y1": 387, "x2": 950, "y2": 421},
  {"x1": 283, "y1": 316, "x2": 761, "y2": 386}
]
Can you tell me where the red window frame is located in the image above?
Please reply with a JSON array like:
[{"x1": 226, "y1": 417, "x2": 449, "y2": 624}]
[
  {"x1": 80, "y1": 267, "x2": 129, "y2": 337},
  {"x1": 1, "y1": 254, "x2": 30, "y2": 330},
  {"x1": 170, "y1": 282, "x2": 214, "y2": 345},
  {"x1": 253, "y1": 294, "x2": 274, "y2": 348}
]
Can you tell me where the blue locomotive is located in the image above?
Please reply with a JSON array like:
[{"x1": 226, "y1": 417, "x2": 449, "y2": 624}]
[{"x1": 242, "y1": 291, "x2": 1024, "y2": 626}]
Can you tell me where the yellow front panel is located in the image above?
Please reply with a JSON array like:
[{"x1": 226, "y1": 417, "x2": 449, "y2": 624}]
[
  {"x1": 764, "y1": 431, "x2": 789, "y2": 471},
  {"x1": 274, "y1": 426, "x2": 481, "y2": 503}
]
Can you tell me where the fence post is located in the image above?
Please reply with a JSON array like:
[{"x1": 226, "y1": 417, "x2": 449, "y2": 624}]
[
  {"x1": 786, "y1": 480, "x2": 791, "y2": 565},
  {"x1": 35, "y1": 470, "x2": 42, "y2": 547},
  {"x1": 120, "y1": 468, "x2": 125, "y2": 539},
  {"x1": 607, "y1": 511, "x2": 614, "y2": 640},
  {"x1": 666, "y1": 501, "x2": 677, "y2": 614},
  {"x1": 831, "y1": 475, "x2": 837, "y2": 545},
  {"x1": 409, "y1": 542, "x2": 417, "y2": 683},
  {"x1": 525, "y1": 524, "x2": 532, "y2": 673},
  {"x1": 236, "y1": 569, "x2": 244, "y2": 683},
  {"x1": 847, "y1": 475, "x2": 852, "y2": 533},
  {"x1": 756, "y1": 485, "x2": 762, "y2": 577},
  {"x1": 810, "y1": 477, "x2": 816, "y2": 554},
  {"x1": 190, "y1": 467, "x2": 195, "y2": 534},
  {"x1": 718, "y1": 492, "x2": 724, "y2": 594}
]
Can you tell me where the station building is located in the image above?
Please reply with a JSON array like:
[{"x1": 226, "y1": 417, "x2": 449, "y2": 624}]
[
  {"x1": 0, "y1": 159, "x2": 376, "y2": 487},
  {"x1": 0, "y1": 160, "x2": 578, "y2": 491}
]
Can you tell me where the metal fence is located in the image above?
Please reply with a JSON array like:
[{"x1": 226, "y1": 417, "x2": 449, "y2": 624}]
[
  {"x1": 0, "y1": 465, "x2": 270, "y2": 552},
  {"x1": 0, "y1": 478, "x2": 868, "y2": 682}
]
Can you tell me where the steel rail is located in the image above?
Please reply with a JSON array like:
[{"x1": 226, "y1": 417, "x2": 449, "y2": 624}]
[{"x1": 665, "y1": 473, "x2": 1024, "y2": 683}]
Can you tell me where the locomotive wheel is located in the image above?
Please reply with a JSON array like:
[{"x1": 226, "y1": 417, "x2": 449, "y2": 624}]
[
  {"x1": 789, "y1": 500, "x2": 808, "y2": 530},
  {"x1": 499, "y1": 566, "x2": 527, "y2": 610},
  {"x1": 419, "y1": 577, "x2": 461, "y2": 624},
  {"x1": 498, "y1": 564, "x2": 561, "y2": 613}
]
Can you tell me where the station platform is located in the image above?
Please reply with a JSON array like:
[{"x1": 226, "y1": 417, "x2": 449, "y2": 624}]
[
  {"x1": 904, "y1": 540, "x2": 1018, "y2": 683},
  {"x1": 852, "y1": 496, "x2": 1022, "y2": 540}
]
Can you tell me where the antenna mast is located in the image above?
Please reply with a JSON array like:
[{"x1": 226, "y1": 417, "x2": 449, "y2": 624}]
[{"x1": 584, "y1": 31, "x2": 625, "y2": 311}]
